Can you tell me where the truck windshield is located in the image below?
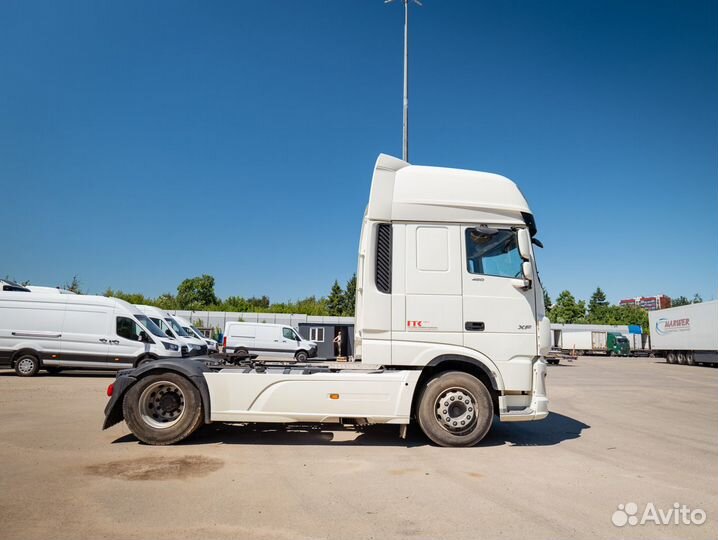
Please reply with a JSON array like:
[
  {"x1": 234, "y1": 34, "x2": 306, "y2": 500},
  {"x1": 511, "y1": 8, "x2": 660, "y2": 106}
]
[
  {"x1": 166, "y1": 317, "x2": 191, "y2": 338},
  {"x1": 136, "y1": 315, "x2": 166, "y2": 338}
]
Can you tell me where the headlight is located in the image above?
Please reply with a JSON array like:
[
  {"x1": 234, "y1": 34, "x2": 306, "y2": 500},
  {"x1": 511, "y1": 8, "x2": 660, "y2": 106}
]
[{"x1": 162, "y1": 341, "x2": 179, "y2": 351}]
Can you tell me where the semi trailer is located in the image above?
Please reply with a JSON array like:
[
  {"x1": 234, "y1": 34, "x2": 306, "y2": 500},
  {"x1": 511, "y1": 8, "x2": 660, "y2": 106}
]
[
  {"x1": 556, "y1": 329, "x2": 630, "y2": 356},
  {"x1": 103, "y1": 154, "x2": 551, "y2": 447},
  {"x1": 649, "y1": 301, "x2": 718, "y2": 366}
]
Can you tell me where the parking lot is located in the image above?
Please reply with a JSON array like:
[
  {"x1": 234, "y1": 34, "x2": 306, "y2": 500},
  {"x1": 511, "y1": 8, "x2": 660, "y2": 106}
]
[{"x1": 0, "y1": 356, "x2": 716, "y2": 540}]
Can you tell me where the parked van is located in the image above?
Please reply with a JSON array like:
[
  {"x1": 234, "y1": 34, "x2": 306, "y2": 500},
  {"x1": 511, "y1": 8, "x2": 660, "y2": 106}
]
[
  {"x1": 223, "y1": 322, "x2": 317, "y2": 361},
  {"x1": 0, "y1": 291, "x2": 181, "y2": 376},
  {"x1": 173, "y1": 314, "x2": 219, "y2": 353},
  {"x1": 135, "y1": 305, "x2": 207, "y2": 356}
]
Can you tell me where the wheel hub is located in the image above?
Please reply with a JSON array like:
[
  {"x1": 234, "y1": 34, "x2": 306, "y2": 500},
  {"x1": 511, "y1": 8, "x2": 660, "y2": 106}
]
[
  {"x1": 435, "y1": 388, "x2": 477, "y2": 434},
  {"x1": 139, "y1": 382, "x2": 186, "y2": 429},
  {"x1": 17, "y1": 358, "x2": 34, "y2": 374}
]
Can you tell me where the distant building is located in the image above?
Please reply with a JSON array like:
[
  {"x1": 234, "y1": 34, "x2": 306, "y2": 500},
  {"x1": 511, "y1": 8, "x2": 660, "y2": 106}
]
[{"x1": 619, "y1": 295, "x2": 671, "y2": 311}]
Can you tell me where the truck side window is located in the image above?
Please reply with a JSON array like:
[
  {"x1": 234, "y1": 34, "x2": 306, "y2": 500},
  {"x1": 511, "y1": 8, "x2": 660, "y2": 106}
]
[
  {"x1": 465, "y1": 228, "x2": 522, "y2": 278},
  {"x1": 116, "y1": 316, "x2": 141, "y2": 341}
]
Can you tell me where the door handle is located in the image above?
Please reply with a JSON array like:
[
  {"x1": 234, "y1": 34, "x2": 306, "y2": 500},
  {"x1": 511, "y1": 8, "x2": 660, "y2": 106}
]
[
  {"x1": 465, "y1": 322, "x2": 485, "y2": 331},
  {"x1": 109, "y1": 340, "x2": 120, "y2": 345},
  {"x1": 99, "y1": 338, "x2": 108, "y2": 343}
]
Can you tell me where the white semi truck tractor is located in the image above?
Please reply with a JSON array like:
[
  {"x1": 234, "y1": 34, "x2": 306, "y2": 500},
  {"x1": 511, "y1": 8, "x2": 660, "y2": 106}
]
[
  {"x1": 649, "y1": 301, "x2": 718, "y2": 366},
  {"x1": 103, "y1": 154, "x2": 551, "y2": 447}
]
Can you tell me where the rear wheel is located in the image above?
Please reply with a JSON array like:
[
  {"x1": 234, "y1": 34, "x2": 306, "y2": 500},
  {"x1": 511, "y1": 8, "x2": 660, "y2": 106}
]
[
  {"x1": 678, "y1": 352, "x2": 688, "y2": 365},
  {"x1": 416, "y1": 371, "x2": 493, "y2": 447},
  {"x1": 14, "y1": 354, "x2": 40, "y2": 377},
  {"x1": 686, "y1": 352, "x2": 696, "y2": 366},
  {"x1": 122, "y1": 373, "x2": 204, "y2": 445},
  {"x1": 666, "y1": 351, "x2": 676, "y2": 364},
  {"x1": 295, "y1": 350, "x2": 308, "y2": 362}
]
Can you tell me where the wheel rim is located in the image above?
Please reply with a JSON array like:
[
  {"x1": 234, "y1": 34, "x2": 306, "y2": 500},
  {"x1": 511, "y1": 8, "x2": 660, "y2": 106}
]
[
  {"x1": 17, "y1": 357, "x2": 35, "y2": 375},
  {"x1": 138, "y1": 381, "x2": 186, "y2": 429},
  {"x1": 434, "y1": 387, "x2": 478, "y2": 435}
]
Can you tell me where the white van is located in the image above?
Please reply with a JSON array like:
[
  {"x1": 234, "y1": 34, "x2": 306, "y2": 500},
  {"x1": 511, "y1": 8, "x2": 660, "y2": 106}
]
[
  {"x1": 135, "y1": 305, "x2": 208, "y2": 356},
  {"x1": 223, "y1": 322, "x2": 317, "y2": 362},
  {"x1": 173, "y1": 315, "x2": 219, "y2": 353},
  {"x1": 0, "y1": 291, "x2": 181, "y2": 376}
]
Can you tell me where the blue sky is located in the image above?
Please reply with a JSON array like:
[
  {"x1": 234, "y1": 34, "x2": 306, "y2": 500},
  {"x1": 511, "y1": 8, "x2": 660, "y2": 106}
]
[{"x1": 1, "y1": 0, "x2": 716, "y2": 304}]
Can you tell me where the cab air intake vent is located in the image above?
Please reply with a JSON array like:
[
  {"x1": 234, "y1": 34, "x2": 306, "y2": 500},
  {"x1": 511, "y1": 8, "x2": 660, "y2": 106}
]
[{"x1": 375, "y1": 223, "x2": 392, "y2": 294}]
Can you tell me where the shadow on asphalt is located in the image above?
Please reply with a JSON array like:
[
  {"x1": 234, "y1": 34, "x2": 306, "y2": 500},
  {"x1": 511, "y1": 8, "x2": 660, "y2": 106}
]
[{"x1": 112, "y1": 412, "x2": 589, "y2": 448}]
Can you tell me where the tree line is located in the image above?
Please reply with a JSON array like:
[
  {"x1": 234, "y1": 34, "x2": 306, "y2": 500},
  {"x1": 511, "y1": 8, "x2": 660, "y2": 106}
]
[
  {"x1": 544, "y1": 287, "x2": 703, "y2": 332},
  {"x1": 103, "y1": 274, "x2": 357, "y2": 317}
]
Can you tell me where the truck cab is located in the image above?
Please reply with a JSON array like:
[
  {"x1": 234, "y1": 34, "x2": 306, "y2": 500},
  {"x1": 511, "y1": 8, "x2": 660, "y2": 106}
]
[
  {"x1": 607, "y1": 332, "x2": 630, "y2": 356},
  {"x1": 355, "y1": 154, "x2": 550, "y2": 420}
]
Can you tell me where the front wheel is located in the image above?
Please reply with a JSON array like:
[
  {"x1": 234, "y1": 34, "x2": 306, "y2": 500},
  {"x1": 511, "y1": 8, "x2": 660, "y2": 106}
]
[
  {"x1": 294, "y1": 350, "x2": 308, "y2": 362},
  {"x1": 122, "y1": 373, "x2": 204, "y2": 445},
  {"x1": 416, "y1": 371, "x2": 494, "y2": 447},
  {"x1": 15, "y1": 354, "x2": 40, "y2": 377}
]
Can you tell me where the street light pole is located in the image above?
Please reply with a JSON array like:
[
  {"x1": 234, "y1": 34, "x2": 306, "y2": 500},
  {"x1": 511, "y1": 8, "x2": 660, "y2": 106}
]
[
  {"x1": 387, "y1": 0, "x2": 421, "y2": 162},
  {"x1": 402, "y1": 0, "x2": 409, "y2": 162}
]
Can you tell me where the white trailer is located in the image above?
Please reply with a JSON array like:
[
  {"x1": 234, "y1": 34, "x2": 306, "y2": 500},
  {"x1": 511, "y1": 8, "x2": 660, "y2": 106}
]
[
  {"x1": 103, "y1": 154, "x2": 551, "y2": 447},
  {"x1": 649, "y1": 301, "x2": 718, "y2": 366}
]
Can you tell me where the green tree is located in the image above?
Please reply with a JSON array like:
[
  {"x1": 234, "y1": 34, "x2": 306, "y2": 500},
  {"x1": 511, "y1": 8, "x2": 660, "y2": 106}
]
[
  {"x1": 176, "y1": 275, "x2": 219, "y2": 310},
  {"x1": 64, "y1": 275, "x2": 83, "y2": 294},
  {"x1": 587, "y1": 287, "x2": 610, "y2": 323},
  {"x1": 326, "y1": 280, "x2": 346, "y2": 316},
  {"x1": 543, "y1": 289, "x2": 552, "y2": 316},
  {"x1": 155, "y1": 293, "x2": 178, "y2": 310},
  {"x1": 550, "y1": 290, "x2": 586, "y2": 324},
  {"x1": 343, "y1": 274, "x2": 356, "y2": 316},
  {"x1": 103, "y1": 288, "x2": 151, "y2": 305},
  {"x1": 671, "y1": 296, "x2": 690, "y2": 307},
  {"x1": 601, "y1": 304, "x2": 649, "y2": 333},
  {"x1": 692, "y1": 293, "x2": 703, "y2": 304}
]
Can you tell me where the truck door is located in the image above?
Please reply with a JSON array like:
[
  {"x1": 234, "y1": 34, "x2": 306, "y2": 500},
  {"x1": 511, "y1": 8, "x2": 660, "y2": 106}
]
[
  {"x1": 461, "y1": 225, "x2": 537, "y2": 391},
  {"x1": 400, "y1": 224, "x2": 463, "y2": 346}
]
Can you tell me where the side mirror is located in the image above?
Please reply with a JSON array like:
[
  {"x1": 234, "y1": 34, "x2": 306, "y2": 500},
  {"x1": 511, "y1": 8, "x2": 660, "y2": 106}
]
[
  {"x1": 512, "y1": 261, "x2": 533, "y2": 291},
  {"x1": 139, "y1": 331, "x2": 151, "y2": 343},
  {"x1": 522, "y1": 260, "x2": 534, "y2": 280},
  {"x1": 518, "y1": 228, "x2": 532, "y2": 260}
]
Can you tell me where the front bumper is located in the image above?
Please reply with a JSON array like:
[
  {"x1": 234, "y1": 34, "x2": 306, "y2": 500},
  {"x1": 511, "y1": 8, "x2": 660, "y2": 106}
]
[{"x1": 498, "y1": 358, "x2": 549, "y2": 422}]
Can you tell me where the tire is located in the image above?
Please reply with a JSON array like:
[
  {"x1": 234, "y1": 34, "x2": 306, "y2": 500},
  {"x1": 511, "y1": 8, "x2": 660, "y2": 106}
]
[
  {"x1": 416, "y1": 371, "x2": 494, "y2": 447},
  {"x1": 122, "y1": 372, "x2": 204, "y2": 445},
  {"x1": 294, "y1": 350, "x2": 308, "y2": 363},
  {"x1": 678, "y1": 352, "x2": 688, "y2": 365},
  {"x1": 45, "y1": 367, "x2": 62, "y2": 375},
  {"x1": 234, "y1": 347, "x2": 249, "y2": 357},
  {"x1": 14, "y1": 354, "x2": 40, "y2": 377},
  {"x1": 686, "y1": 352, "x2": 696, "y2": 366},
  {"x1": 666, "y1": 351, "x2": 676, "y2": 364}
]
